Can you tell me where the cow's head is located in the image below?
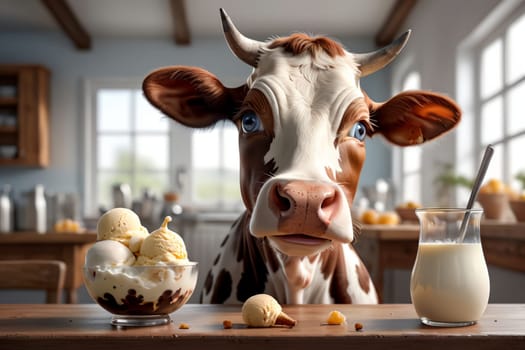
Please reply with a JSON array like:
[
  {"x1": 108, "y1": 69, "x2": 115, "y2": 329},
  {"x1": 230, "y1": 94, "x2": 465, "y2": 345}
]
[{"x1": 143, "y1": 9, "x2": 460, "y2": 258}]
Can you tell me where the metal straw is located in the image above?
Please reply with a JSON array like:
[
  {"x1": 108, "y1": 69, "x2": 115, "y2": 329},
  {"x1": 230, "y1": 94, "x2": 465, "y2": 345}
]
[{"x1": 458, "y1": 144, "x2": 494, "y2": 242}]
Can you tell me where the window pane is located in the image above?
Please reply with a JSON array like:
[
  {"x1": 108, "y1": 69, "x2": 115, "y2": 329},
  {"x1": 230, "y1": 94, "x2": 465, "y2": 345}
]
[
  {"x1": 480, "y1": 39, "x2": 503, "y2": 99},
  {"x1": 508, "y1": 80, "x2": 525, "y2": 135},
  {"x1": 403, "y1": 146, "x2": 421, "y2": 173},
  {"x1": 222, "y1": 124, "x2": 239, "y2": 171},
  {"x1": 400, "y1": 71, "x2": 421, "y2": 204},
  {"x1": 402, "y1": 71, "x2": 421, "y2": 91},
  {"x1": 135, "y1": 91, "x2": 169, "y2": 132},
  {"x1": 136, "y1": 135, "x2": 168, "y2": 171},
  {"x1": 506, "y1": 13, "x2": 525, "y2": 84},
  {"x1": 509, "y1": 135, "x2": 525, "y2": 191},
  {"x1": 480, "y1": 96, "x2": 503, "y2": 144},
  {"x1": 222, "y1": 125, "x2": 241, "y2": 202},
  {"x1": 98, "y1": 135, "x2": 132, "y2": 170},
  {"x1": 403, "y1": 174, "x2": 420, "y2": 203},
  {"x1": 134, "y1": 171, "x2": 169, "y2": 197},
  {"x1": 192, "y1": 129, "x2": 220, "y2": 169},
  {"x1": 194, "y1": 169, "x2": 221, "y2": 202},
  {"x1": 97, "y1": 90, "x2": 131, "y2": 131}
]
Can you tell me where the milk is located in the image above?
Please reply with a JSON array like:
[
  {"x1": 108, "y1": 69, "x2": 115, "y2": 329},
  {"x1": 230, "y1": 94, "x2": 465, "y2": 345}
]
[{"x1": 410, "y1": 242, "x2": 490, "y2": 324}]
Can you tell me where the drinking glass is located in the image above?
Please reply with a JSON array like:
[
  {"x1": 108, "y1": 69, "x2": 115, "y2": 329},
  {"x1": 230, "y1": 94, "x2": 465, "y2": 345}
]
[{"x1": 410, "y1": 208, "x2": 490, "y2": 327}]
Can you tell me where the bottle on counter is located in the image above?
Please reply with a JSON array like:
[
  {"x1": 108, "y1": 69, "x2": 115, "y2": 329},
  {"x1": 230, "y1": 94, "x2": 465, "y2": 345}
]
[
  {"x1": 18, "y1": 184, "x2": 47, "y2": 233},
  {"x1": 0, "y1": 184, "x2": 14, "y2": 233}
]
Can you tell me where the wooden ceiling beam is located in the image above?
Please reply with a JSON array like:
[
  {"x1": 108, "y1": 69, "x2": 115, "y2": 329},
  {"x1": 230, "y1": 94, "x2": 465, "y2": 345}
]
[
  {"x1": 375, "y1": 0, "x2": 418, "y2": 47},
  {"x1": 41, "y1": 0, "x2": 91, "y2": 50},
  {"x1": 170, "y1": 0, "x2": 191, "y2": 45}
]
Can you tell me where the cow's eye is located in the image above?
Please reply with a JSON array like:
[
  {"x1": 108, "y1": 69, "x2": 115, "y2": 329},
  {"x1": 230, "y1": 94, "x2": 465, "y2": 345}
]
[
  {"x1": 349, "y1": 121, "x2": 367, "y2": 141},
  {"x1": 241, "y1": 112, "x2": 263, "y2": 133}
]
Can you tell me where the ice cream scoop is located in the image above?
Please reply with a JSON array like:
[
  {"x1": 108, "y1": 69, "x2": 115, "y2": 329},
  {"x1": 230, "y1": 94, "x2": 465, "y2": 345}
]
[
  {"x1": 241, "y1": 294, "x2": 297, "y2": 328},
  {"x1": 85, "y1": 239, "x2": 136, "y2": 267},
  {"x1": 96, "y1": 207, "x2": 149, "y2": 253},
  {"x1": 135, "y1": 216, "x2": 188, "y2": 265}
]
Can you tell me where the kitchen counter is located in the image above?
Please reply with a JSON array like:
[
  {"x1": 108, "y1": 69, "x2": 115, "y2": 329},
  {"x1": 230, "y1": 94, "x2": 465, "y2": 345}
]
[
  {"x1": 356, "y1": 221, "x2": 525, "y2": 299},
  {"x1": 0, "y1": 304, "x2": 524, "y2": 350}
]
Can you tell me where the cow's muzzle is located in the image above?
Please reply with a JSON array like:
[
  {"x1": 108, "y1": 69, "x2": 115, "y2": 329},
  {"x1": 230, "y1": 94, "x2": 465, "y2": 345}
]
[
  {"x1": 270, "y1": 180, "x2": 339, "y2": 234},
  {"x1": 250, "y1": 178, "x2": 354, "y2": 255}
]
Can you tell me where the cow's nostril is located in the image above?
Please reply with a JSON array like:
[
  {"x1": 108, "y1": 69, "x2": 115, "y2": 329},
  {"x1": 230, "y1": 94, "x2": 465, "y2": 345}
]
[
  {"x1": 321, "y1": 190, "x2": 337, "y2": 209},
  {"x1": 319, "y1": 190, "x2": 339, "y2": 223},
  {"x1": 270, "y1": 183, "x2": 292, "y2": 213}
]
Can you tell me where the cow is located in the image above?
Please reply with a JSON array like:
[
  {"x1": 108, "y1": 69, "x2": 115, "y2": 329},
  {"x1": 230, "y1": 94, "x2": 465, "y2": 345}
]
[{"x1": 143, "y1": 9, "x2": 461, "y2": 304}]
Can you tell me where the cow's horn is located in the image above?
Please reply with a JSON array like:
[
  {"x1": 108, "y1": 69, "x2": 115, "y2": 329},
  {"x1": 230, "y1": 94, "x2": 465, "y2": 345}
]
[
  {"x1": 220, "y1": 8, "x2": 263, "y2": 67},
  {"x1": 354, "y1": 30, "x2": 411, "y2": 77}
]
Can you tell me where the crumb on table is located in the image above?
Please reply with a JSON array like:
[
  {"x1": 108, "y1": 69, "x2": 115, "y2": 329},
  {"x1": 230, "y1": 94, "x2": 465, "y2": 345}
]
[
  {"x1": 354, "y1": 322, "x2": 363, "y2": 331},
  {"x1": 223, "y1": 320, "x2": 233, "y2": 329},
  {"x1": 179, "y1": 323, "x2": 190, "y2": 329},
  {"x1": 326, "y1": 310, "x2": 346, "y2": 325}
]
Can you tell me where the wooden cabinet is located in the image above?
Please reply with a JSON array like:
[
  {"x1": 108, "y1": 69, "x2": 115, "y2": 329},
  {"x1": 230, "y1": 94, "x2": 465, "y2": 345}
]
[{"x1": 0, "y1": 65, "x2": 50, "y2": 167}]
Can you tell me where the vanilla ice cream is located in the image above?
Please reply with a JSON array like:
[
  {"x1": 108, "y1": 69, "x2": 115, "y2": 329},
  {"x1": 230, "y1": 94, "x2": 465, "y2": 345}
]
[
  {"x1": 83, "y1": 210, "x2": 198, "y2": 318},
  {"x1": 135, "y1": 216, "x2": 188, "y2": 266},
  {"x1": 85, "y1": 240, "x2": 136, "y2": 267},
  {"x1": 242, "y1": 294, "x2": 297, "y2": 327},
  {"x1": 96, "y1": 207, "x2": 149, "y2": 253}
]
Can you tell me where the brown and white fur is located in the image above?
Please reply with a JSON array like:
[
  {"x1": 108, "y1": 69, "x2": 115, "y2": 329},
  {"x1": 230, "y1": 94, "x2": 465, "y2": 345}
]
[{"x1": 143, "y1": 9, "x2": 461, "y2": 304}]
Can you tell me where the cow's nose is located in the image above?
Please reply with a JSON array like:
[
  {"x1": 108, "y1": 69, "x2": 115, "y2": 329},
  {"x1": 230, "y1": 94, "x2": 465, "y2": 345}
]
[{"x1": 269, "y1": 180, "x2": 341, "y2": 230}]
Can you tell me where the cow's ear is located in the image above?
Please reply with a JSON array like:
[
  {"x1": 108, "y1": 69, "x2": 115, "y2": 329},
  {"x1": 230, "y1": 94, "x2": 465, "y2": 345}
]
[
  {"x1": 368, "y1": 91, "x2": 461, "y2": 146},
  {"x1": 143, "y1": 66, "x2": 247, "y2": 128}
]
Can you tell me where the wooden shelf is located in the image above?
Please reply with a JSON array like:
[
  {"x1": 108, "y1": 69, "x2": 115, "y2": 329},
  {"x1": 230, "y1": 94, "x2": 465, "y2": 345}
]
[
  {"x1": 0, "y1": 97, "x2": 17, "y2": 106},
  {"x1": 0, "y1": 65, "x2": 49, "y2": 167}
]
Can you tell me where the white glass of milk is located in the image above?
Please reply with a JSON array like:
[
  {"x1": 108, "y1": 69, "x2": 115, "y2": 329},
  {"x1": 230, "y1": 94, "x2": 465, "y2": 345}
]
[{"x1": 410, "y1": 208, "x2": 490, "y2": 327}]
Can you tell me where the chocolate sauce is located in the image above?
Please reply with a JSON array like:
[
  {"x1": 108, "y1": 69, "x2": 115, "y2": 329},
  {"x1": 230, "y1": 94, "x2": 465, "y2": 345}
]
[{"x1": 96, "y1": 288, "x2": 192, "y2": 315}]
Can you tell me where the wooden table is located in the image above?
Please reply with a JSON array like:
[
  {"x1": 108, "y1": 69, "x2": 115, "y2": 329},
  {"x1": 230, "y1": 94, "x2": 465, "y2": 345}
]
[
  {"x1": 0, "y1": 232, "x2": 96, "y2": 303},
  {"x1": 355, "y1": 221, "x2": 525, "y2": 299},
  {"x1": 0, "y1": 304, "x2": 523, "y2": 349}
]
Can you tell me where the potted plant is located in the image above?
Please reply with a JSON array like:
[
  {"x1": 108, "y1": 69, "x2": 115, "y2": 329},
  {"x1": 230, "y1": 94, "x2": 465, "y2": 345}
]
[{"x1": 433, "y1": 163, "x2": 473, "y2": 206}]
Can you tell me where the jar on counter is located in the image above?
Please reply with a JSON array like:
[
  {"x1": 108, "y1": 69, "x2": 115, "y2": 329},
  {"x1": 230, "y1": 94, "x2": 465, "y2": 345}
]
[
  {"x1": 0, "y1": 184, "x2": 14, "y2": 233},
  {"x1": 16, "y1": 184, "x2": 47, "y2": 233}
]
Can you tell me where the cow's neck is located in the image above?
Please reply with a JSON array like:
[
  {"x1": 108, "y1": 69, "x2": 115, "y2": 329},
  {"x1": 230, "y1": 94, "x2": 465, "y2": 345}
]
[
  {"x1": 278, "y1": 254, "x2": 320, "y2": 304},
  {"x1": 260, "y1": 239, "x2": 335, "y2": 304}
]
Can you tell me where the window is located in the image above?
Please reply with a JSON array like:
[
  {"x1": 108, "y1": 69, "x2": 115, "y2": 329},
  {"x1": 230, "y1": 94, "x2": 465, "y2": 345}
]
[
  {"x1": 191, "y1": 122, "x2": 241, "y2": 210},
  {"x1": 399, "y1": 71, "x2": 422, "y2": 204},
  {"x1": 85, "y1": 80, "x2": 242, "y2": 216},
  {"x1": 85, "y1": 82, "x2": 171, "y2": 214},
  {"x1": 476, "y1": 11, "x2": 525, "y2": 190}
]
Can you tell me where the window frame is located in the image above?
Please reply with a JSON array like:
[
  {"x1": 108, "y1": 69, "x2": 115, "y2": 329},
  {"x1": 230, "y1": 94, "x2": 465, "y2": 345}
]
[
  {"x1": 83, "y1": 77, "x2": 178, "y2": 217},
  {"x1": 472, "y1": 6, "x2": 525, "y2": 188},
  {"x1": 83, "y1": 78, "x2": 243, "y2": 217}
]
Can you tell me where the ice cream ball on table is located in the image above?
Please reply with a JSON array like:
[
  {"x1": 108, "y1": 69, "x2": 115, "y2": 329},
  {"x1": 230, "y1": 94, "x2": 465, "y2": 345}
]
[
  {"x1": 242, "y1": 294, "x2": 297, "y2": 328},
  {"x1": 96, "y1": 207, "x2": 149, "y2": 253},
  {"x1": 135, "y1": 216, "x2": 188, "y2": 266},
  {"x1": 85, "y1": 240, "x2": 136, "y2": 267}
]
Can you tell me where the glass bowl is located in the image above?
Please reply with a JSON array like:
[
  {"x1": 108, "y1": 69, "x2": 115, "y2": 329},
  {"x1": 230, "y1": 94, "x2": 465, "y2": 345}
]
[{"x1": 83, "y1": 262, "x2": 198, "y2": 327}]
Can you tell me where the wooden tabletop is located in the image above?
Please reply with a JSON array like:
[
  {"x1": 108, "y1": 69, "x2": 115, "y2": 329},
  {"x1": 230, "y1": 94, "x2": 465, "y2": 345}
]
[{"x1": 1, "y1": 304, "x2": 524, "y2": 350}]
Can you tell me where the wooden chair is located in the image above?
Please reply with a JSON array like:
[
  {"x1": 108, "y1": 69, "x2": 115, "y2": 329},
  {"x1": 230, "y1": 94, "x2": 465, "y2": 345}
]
[{"x1": 0, "y1": 260, "x2": 66, "y2": 303}]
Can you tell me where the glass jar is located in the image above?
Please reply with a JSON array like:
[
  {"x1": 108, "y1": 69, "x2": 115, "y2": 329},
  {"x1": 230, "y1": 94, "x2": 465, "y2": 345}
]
[{"x1": 410, "y1": 208, "x2": 490, "y2": 327}]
